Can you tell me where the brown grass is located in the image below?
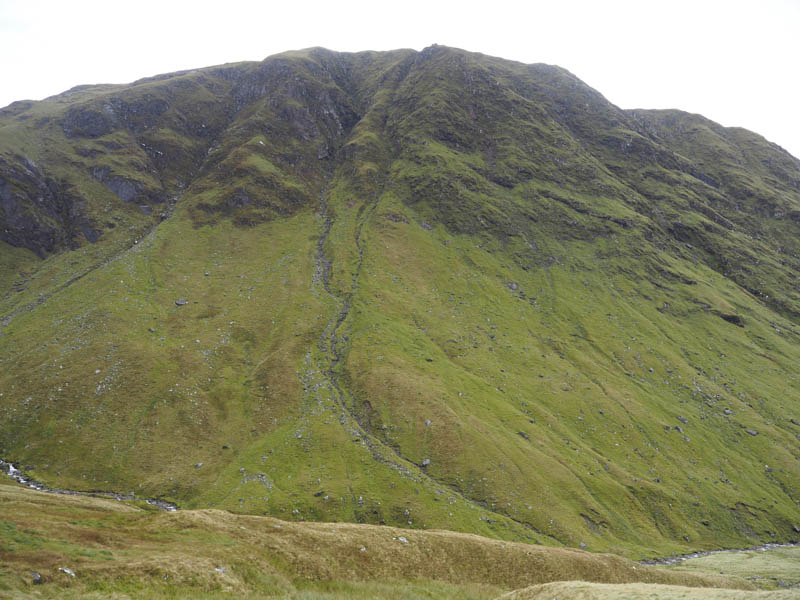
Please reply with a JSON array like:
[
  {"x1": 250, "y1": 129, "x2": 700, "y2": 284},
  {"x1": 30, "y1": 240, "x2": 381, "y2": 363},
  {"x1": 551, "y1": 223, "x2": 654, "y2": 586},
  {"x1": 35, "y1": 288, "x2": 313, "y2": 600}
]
[
  {"x1": 499, "y1": 581, "x2": 799, "y2": 600},
  {"x1": 0, "y1": 483, "x2": 751, "y2": 598}
]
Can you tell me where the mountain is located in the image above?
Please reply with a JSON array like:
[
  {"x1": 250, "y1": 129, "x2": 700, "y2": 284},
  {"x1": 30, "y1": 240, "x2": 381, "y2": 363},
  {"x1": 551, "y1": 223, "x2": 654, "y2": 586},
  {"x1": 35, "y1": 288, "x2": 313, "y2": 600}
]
[{"x1": 1, "y1": 45, "x2": 799, "y2": 559}]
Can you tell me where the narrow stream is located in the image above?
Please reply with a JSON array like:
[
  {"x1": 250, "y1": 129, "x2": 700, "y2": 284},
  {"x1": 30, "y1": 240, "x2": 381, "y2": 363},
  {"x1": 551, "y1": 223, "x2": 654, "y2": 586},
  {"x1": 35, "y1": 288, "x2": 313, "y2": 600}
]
[
  {"x1": 6, "y1": 455, "x2": 799, "y2": 560},
  {"x1": 640, "y1": 541, "x2": 800, "y2": 566},
  {"x1": 0, "y1": 458, "x2": 178, "y2": 511}
]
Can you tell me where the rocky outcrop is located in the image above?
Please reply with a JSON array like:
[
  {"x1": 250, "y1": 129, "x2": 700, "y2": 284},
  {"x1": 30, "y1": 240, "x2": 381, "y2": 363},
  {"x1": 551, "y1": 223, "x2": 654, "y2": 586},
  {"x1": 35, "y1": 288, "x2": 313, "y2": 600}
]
[
  {"x1": 0, "y1": 155, "x2": 98, "y2": 256},
  {"x1": 61, "y1": 95, "x2": 170, "y2": 139},
  {"x1": 90, "y1": 165, "x2": 166, "y2": 207},
  {"x1": 61, "y1": 106, "x2": 116, "y2": 139}
]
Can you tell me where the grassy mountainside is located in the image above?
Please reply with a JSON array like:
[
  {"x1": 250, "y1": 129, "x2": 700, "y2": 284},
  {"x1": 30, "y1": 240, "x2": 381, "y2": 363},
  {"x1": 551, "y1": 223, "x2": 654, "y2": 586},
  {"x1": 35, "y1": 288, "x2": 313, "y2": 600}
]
[{"x1": 1, "y1": 45, "x2": 800, "y2": 558}]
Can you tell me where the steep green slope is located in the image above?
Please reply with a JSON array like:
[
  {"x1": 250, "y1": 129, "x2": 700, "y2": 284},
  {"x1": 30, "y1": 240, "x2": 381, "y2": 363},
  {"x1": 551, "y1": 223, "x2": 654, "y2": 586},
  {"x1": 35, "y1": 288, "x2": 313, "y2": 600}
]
[{"x1": 1, "y1": 45, "x2": 799, "y2": 558}]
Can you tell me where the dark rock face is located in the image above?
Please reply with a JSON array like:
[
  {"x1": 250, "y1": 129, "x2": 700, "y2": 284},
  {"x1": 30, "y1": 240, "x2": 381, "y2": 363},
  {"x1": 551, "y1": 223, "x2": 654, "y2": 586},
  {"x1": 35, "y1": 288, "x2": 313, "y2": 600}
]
[
  {"x1": 61, "y1": 95, "x2": 169, "y2": 139},
  {"x1": 0, "y1": 156, "x2": 98, "y2": 256},
  {"x1": 90, "y1": 165, "x2": 165, "y2": 205},
  {"x1": 105, "y1": 95, "x2": 169, "y2": 133},
  {"x1": 62, "y1": 107, "x2": 116, "y2": 138},
  {"x1": 91, "y1": 166, "x2": 141, "y2": 202},
  {"x1": 91, "y1": 166, "x2": 166, "y2": 209}
]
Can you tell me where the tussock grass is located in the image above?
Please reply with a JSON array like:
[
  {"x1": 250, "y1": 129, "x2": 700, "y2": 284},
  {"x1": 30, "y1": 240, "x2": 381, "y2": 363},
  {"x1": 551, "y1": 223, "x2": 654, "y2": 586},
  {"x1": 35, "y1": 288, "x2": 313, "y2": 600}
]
[
  {"x1": 500, "y1": 581, "x2": 798, "y2": 600},
  {"x1": 666, "y1": 547, "x2": 800, "y2": 591},
  {"x1": 0, "y1": 483, "x2": 748, "y2": 598}
]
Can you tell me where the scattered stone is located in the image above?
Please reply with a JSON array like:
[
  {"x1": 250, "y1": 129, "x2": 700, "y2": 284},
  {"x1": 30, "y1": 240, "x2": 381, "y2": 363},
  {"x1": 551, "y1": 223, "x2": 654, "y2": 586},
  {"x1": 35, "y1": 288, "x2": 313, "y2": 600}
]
[
  {"x1": 422, "y1": 458, "x2": 430, "y2": 467},
  {"x1": 674, "y1": 425, "x2": 684, "y2": 434},
  {"x1": 59, "y1": 567, "x2": 75, "y2": 577},
  {"x1": 648, "y1": 367, "x2": 654, "y2": 373},
  {"x1": 396, "y1": 536, "x2": 409, "y2": 544},
  {"x1": 517, "y1": 431, "x2": 530, "y2": 441},
  {"x1": 791, "y1": 418, "x2": 799, "y2": 426},
  {"x1": 507, "y1": 282, "x2": 518, "y2": 291},
  {"x1": 677, "y1": 416, "x2": 688, "y2": 424},
  {"x1": 175, "y1": 298, "x2": 188, "y2": 306},
  {"x1": 719, "y1": 313, "x2": 744, "y2": 326},
  {"x1": 724, "y1": 408, "x2": 733, "y2": 415},
  {"x1": 31, "y1": 572, "x2": 42, "y2": 585},
  {"x1": 419, "y1": 221, "x2": 432, "y2": 230},
  {"x1": 194, "y1": 462, "x2": 203, "y2": 468},
  {"x1": 579, "y1": 542, "x2": 587, "y2": 549},
  {"x1": 313, "y1": 490, "x2": 324, "y2": 497},
  {"x1": 425, "y1": 419, "x2": 432, "y2": 427},
  {"x1": 360, "y1": 546, "x2": 367, "y2": 552},
  {"x1": 384, "y1": 212, "x2": 409, "y2": 224},
  {"x1": 746, "y1": 430, "x2": 758, "y2": 436},
  {"x1": 148, "y1": 327, "x2": 155, "y2": 333},
  {"x1": 214, "y1": 566, "x2": 226, "y2": 574}
]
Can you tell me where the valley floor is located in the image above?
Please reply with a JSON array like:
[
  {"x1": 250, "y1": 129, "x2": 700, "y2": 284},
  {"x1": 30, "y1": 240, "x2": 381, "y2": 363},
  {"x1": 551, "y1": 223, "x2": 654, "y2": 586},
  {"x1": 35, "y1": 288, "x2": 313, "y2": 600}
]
[{"x1": 2, "y1": 482, "x2": 798, "y2": 599}]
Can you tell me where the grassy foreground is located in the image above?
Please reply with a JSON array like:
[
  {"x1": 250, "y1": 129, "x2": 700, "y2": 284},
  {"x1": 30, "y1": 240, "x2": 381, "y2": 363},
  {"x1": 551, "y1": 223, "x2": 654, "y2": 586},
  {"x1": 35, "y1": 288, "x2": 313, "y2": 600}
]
[
  {"x1": 501, "y1": 548, "x2": 800, "y2": 599},
  {"x1": 500, "y1": 582, "x2": 799, "y2": 600},
  {"x1": 0, "y1": 482, "x2": 749, "y2": 599},
  {"x1": 667, "y1": 546, "x2": 800, "y2": 591}
]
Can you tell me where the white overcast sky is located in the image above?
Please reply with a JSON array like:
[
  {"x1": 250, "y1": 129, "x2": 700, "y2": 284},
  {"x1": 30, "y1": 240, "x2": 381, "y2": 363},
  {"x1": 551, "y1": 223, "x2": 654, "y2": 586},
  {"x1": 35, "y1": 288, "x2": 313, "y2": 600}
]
[{"x1": 1, "y1": 0, "x2": 799, "y2": 158}]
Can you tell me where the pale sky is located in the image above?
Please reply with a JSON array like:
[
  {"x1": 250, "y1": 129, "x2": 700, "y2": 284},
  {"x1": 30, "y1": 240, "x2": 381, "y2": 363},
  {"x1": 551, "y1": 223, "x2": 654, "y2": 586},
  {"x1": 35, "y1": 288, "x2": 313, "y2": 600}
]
[{"x1": 1, "y1": 0, "x2": 799, "y2": 159}]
